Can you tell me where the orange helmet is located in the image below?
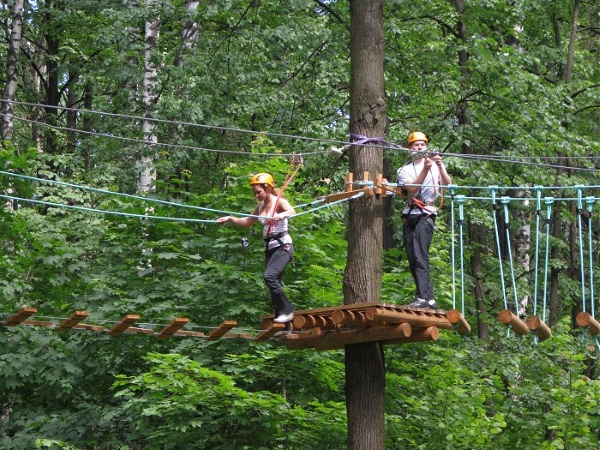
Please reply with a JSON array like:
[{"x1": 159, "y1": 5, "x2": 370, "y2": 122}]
[
  {"x1": 407, "y1": 131, "x2": 428, "y2": 145},
  {"x1": 249, "y1": 173, "x2": 274, "y2": 188}
]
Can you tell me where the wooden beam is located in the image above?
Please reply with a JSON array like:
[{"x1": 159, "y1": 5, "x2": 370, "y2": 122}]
[
  {"x1": 3, "y1": 307, "x2": 38, "y2": 326},
  {"x1": 525, "y1": 315, "x2": 552, "y2": 340},
  {"x1": 72, "y1": 323, "x2": 106, "y2": 332},
  {"x1": 284, "y1": 323, "x2": 412, "y2": 351},
  {"x1": 446, "y1": 309, "x2": 471, "y2": 335},
  {"x1": 125, "y1": 326, "x2": 155, "y2": 335},
  {"x1": 207, "y1": 320, "x2": 237, "y2": 340},
  {"x1": 292, "y1": 313, "x2": 335, "y2": 330},
  {"x1": 498, "y1": 309, "x2": 529, "y2": 335},
  {"x1": 374, "y1": 173, "x2": 385, "y2": 197},
  {"x1": 107, "y1": 314, "x2": 140, "y2": 336},
  {"x1": 382, "y1": 326, "x2": 440, "y2": 345},
  {"x1": 365, "y1": 307, "x2": 453, "y2": 330},
  {"x1": 225, "y1": 333, "x2": 255, "y2": 340},
  {"x1": 576, "y1": 312, "x2": 600, "y2": 335},
  {"x1": 319, "y1": 187, "x2": 372, "y2": 205},
  {"x1": 331, "y1": 309, "x2": 367, "y2": 327},
  {"x1": 20, "y1": 320, "x2": 54, "y2": 327},
  {"x1": 171, "y1": 330, "x2": 205, "y2": 338},
  {"x1": 345, "y1": 172, "x2": 353, "y2": 192},
  {"x1": 255, "y1": 323, "x2": 285, "y2": 340},
  {"x1": 157, "y1": 317, "x2": 189, "y2": 339},
  {"x1": 56, "y1": 311, "x2": 90, "y2": 332}
]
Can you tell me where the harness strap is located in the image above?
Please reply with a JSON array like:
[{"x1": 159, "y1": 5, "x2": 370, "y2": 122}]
[{"x1": 264, "y1": 231, "x2": 289, "y2": 250}]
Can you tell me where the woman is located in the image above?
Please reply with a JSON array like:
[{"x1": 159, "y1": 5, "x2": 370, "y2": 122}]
[{"x1": 217, "y1": 173, "x2": 296, "y2": 323}]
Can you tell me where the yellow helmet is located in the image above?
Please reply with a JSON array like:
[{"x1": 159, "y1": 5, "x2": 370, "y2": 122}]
[
  {"x1": 249, "y1": 173, "x2": 275, "y2": 188},
  {"x1": 407, "y1": 131, "x2": 428, "y2": 145}
]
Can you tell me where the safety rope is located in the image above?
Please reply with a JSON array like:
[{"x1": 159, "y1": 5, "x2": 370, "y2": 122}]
[
  {"x1": 586, "y1": 196, "x2": 596, "y2": 319},
  {"x1": 500, "y1": 197, "x2": 520, "y2": 319},
  {"x1": 457, "y1": 195, "x2": 466, "y2": 315},
  {"x1": 541, "y1": 197, "x2": 553, "y2": 324},
  {"x1": 576, "y1": 186, "x2": 587, "y2": 312},
  {"x1": 533, "y1": 187, "x2": 542, "y2": 318},
  {"x1": 266, "y1": 154, "x2": 303, "y2": 233},
  {"x1": 450, "y1": 189, "x2": 457, "y2": 311},
  {"x1": 490, "y1": 187, "x2": 510, "y2": 314},
  {"x1": 0, "y1": 193, "x2": 218, "y2": 223}
]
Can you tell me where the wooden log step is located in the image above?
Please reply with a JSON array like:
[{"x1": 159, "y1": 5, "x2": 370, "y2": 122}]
[
  {"x1": 525, "y1": 315, "x2": 552, "y2": 340},
  {"x1": 207, "y1": 320, "x2": 238, "y2": 340},
  {"x1": 107, "y1": 314, "x2": 140, "y2": 336},
  {"x1": 446, "y1": 309, "x2": 471, "y2": 335},
  {"x1": 157, "y1": 318, "x2": 190, "y2": 339},
  {"x1": 498, "y1": 309, "x2": 529, "y2": 335},
  {"x1": 3, "y1": 308, "x2": 38, "y2": 326},
  {"x1": 576, "y1": 312, "x2": 600, "y2": 335},
  {"x1": 254, "y1": 323, "x2": 286, "y2": 340},
  {"x1": 56, "y1": 311, "x2": 90, "y2": 332}
]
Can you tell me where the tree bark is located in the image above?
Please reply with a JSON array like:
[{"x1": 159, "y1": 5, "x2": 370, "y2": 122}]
[
  {"x1": 565, "y1": 0, "x2": 580, "y2": 84},
  {"x1": 470, "y1": 221, "x2": 489, "y2": 342},
  {"x1": 344, "y1": 1, "x2": 386, "y2": 449},
  {"x1": 175, "y1": 0, "x2": 200, "y2": 67},
  {"x1": 138, "y1": 0, "x2": 161, "y2": 194},
  {"x1": 1, "y1": 0, "x2": 24, "y2": 141}
]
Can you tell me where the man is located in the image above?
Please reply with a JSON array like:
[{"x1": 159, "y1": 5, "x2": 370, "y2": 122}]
[{"x1": 397, "y1": 132, "x2": 452, "y2": 309}]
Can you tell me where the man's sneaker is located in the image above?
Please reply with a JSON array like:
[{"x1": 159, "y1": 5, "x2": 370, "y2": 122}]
[
  {"x1": 273, "y1": 330, "x2": 291, "y2": 337},
  {"x1": 408, "y1": 298, "x2": 438, "y2": 309},
  {"x1": 274, "y1": 312, "x2": 295, "y2": 323}
]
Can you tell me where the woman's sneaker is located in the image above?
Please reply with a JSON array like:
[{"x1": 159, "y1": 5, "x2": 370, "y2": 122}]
[
  {"x1": 274, "y1": 312, "x2": 295, "y2": 323},
  {"x1": 408, "y1": 298, "x2": 438, "y2": 309}
]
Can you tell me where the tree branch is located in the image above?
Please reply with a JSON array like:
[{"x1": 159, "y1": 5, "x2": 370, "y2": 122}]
[
  {"x1": 570, "y1": 83, "x2": 600, "y2": 99},
  {"x1": 312, "y1": 0, "x2": 349, "y2": 31}
]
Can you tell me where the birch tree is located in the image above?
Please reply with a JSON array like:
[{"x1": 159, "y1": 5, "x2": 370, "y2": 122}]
[
  {"x1": 1, "y1": 0, "x2": 24, "y2": 141},
  {"x1": 138, "y1": 0, "x2": 161, "y2": 194}
]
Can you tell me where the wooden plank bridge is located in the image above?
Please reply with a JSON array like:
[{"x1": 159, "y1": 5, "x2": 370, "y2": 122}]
[{"x1": 1, "y1": 303, "x2": 472, "y2": 350}]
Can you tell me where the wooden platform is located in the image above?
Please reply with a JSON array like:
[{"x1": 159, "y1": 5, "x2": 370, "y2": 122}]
[
  {"x1": 260, "y1": 302, "x2": 470, "y2": 351},
  {"x1": 1, "y1": 303, "x2": 470, "y2": 350}
]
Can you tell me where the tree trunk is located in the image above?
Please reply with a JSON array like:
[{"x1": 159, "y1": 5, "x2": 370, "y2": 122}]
[
  {"x1": 565, "y1": 0, "x2": 580, "y2": 84},
  {"x1": 44, "y1": 6, "x2": 60, "y2": 155},
  {"x1": 175, "y1": 0, "x2": 200, "y2": 67},
  {"x1": 453, "y1": 0, "x2": 492, "y2": 339},
  {"x1": 81, "y1": 83, "x2": 93, "y2": 172},
  {"x1": 470, "y1": 221, "x2": 489, "y2": 342},
  {"x1": 66, "y1": 80, "x2": 78, "y2": 155},
  {"x1": 1, "y1": 0, "x2": 24, "y2": 141},
  {"x1": 511, "y1": 190, "x2": 531, "y2": 315},
  {"x1": 138, "y1": 0, "x2": 161, "y2": 194},
  {"x1": 344, "y1": 1, "x2": 386, "y2": 449},
  {"x1": 454, "y1": 0, "x2": 471, "y2": 147}
]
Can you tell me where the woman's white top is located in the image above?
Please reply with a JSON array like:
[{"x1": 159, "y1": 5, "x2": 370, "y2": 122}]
[{"x1": 258, "y1": 201, "x2": 293, "y2": 250}]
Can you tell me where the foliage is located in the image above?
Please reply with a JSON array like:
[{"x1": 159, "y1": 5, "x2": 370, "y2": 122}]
[
  {"x1": 385, "y1": 326, "x2": 600, "y2": 449},
  {"x1": 112, "y1": 352, "x2": 346, "y2": 450}
]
